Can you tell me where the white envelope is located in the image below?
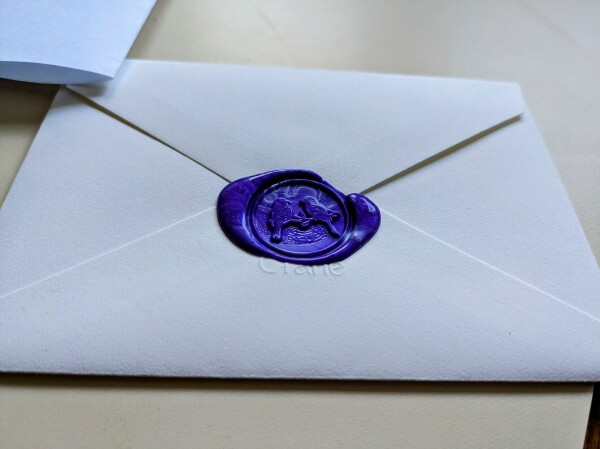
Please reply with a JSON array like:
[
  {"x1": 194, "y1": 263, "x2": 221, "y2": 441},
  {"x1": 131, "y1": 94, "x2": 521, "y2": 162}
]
[{"x1": 1, "y1": 60, "x2": 599, "y2": 380}]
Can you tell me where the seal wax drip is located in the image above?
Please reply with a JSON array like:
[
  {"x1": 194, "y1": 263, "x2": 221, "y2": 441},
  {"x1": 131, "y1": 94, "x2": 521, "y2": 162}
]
[{"x1": 217, "y1": 169, "x2": 381, "y2": 265}]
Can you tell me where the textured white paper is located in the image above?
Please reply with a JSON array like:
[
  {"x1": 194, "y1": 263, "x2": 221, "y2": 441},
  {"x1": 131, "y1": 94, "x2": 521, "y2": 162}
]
[
  {"x1": 0, "y1": 90, "x2": 224, "y2": 296},
  {"x1": 3, "y1": 208, "x2": 600, "y2": 380},
  {"x1": 71, "y1": 60, "x2": 525, "y2": 193},
  {"x1": 0, "y1": 0, "x2": 155, "y2": 84},
  {"x1": 1, "y1": 62, "x2": 599, "y2": 380}
]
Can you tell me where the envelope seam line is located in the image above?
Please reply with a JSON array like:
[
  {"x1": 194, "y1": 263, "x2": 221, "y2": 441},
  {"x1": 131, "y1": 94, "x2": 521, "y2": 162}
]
[
  {"x1": 66, "y1": 88, "x2": 231, "y2": 184},
  {"x1": 1, "y1": 207, "x2": 216, "y2": 300},
  {"x1": 362, "y1": 115, "x2": 521, "y2": 195},
  {"x1": 381, "y1": 209, "x2": 600, "y2": 324}
]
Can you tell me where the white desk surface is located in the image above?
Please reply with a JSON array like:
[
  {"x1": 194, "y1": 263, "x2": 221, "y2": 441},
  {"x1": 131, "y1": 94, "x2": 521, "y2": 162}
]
[{"x1": 1, "y1": 1, "x2": 598, "y2": 447}]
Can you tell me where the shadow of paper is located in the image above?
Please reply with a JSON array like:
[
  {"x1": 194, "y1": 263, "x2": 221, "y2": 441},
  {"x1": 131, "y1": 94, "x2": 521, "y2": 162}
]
[{"x1": 0, "y1": 374, "x2": 591, "y2": 397}]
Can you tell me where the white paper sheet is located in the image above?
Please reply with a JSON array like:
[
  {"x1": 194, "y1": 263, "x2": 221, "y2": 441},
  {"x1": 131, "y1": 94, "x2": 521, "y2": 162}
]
[{"x1": 0, "y1": 0, "x2": 156, "y2": 84}]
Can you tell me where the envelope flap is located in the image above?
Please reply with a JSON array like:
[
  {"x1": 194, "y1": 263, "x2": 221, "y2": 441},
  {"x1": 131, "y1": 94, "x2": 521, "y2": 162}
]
[
  {"x1": 0, "y1": 88, "x2": 225, "y2": 297},
  {"x1": 70, "y1": 60, "x2": 525, "y2": 193}
]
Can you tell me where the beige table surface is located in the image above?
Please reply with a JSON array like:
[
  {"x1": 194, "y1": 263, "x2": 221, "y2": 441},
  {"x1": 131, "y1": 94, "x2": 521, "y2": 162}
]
[{"x1": 1, "y1": 1, "x2": 599, "y2": 448}]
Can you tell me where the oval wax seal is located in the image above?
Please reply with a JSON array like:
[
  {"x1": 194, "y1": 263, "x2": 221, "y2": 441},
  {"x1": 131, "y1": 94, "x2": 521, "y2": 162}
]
[{"x1": 217, "y1": 169, "x2": 381, "y2": 265}]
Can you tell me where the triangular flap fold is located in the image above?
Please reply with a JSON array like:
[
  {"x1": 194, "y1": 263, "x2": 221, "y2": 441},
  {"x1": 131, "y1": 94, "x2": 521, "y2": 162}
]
[
  {"x1": 70, "y1": 60, "x2": 525, "y2": 193},
  {"x1": 0, "y1": 88, "x2": 225, "y2": 297},
  {"x1": 369, "y1": 112, "x2": 600, "y2": 320}
]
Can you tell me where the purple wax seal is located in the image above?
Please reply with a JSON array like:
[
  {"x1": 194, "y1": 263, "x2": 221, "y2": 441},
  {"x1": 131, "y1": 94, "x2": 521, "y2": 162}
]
[{"x1": 217, "y1": 169, "x2": 381, "y2": 265}]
